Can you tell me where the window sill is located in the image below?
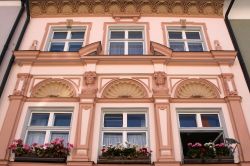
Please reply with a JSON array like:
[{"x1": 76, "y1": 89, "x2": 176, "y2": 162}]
[
  {"x1": 183, "y1": 156, "x2": 234, "y2": 164},
  {"x1": 97, "y1": 156, "x2": 151, "y2": 164},
  {"x1": 14, "y1": 156, "x2": 66, "y2": 163}
]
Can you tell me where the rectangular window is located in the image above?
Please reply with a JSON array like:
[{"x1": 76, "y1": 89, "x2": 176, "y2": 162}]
[
  {"x1": 102, "y1": 111, "x2": 148, "y2": 147},
  {"x1": 47, "y1": 27, "x2": 85, "y2": 52},
  {"x1": 108, "y1": 29, "x2": 145, "y2": 55},
  {"x1": 178, "y1": 112, "x2": 225, "y2": 158},
  {"x1": 25, "y1": 111, "x2": 72, "y2": 145},
  {"x1": 167, "y1": 28, "x2": 206, "y2": 52}
]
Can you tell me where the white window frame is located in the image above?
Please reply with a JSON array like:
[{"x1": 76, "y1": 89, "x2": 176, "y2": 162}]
[
  {"x1": 107, "y1": 27, "x2": 145, "y2": 55},
  {"x1": 178, "y1": 112, "x2": 223, "y2": 131},
  {"x1": 167, "y1": 27, "x2": 207, "y2": 52},
  {"x1": 101, "y1": 110, "x2": 148, "y2": 147},
  {"x1": 46, "y1": 27, "x2": 86, "y2": 52},
  {"x1": 24, "y1": 110, "x2": 72, "y2": 144},
  {"x1": 177, "y1": 110, "x2": 228, "y2": 160}
]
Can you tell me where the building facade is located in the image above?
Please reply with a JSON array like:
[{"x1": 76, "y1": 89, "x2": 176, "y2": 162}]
[{"x1": 0, "y1": 0, "x2": 250, "y2": 166}]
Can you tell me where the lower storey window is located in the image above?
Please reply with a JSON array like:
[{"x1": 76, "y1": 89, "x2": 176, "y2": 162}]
[
  {"x1": 25, "y1": 111, "x2": 72, "y2": 145},
  {"x1": 102, "y1": 111, "x2": 148, "y2": 146},
  {"x1": 178, "y1": 112, "x2": 226, "y2": 158}
]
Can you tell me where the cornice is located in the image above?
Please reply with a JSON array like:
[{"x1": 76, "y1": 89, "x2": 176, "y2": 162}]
[
  {"x1": 30, "y1": 0, "x2": 224, "y2": 18},
  {"x1": 14, "y1": 41, "x2": 236, "y2": 66}
]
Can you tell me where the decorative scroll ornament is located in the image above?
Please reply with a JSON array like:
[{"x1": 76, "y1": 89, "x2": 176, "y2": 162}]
[
  {"x1": 31, "y1": 79, "x2": 76, "y2": 97},
  {"x1": 30, "y1": 0, "x2": 224, "y2": 17},
  {"x1": 102, "y1": 79, "x2": 148, "y2": 98},
  {"x1": 175, "y1": 79, "x2": 219, "y2": 98}
]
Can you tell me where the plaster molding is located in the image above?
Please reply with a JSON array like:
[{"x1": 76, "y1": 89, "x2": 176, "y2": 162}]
[
  {"x1": 31, "y1": 78, "x2": 77, "y2": 98},
  {"x1": 174, "y1": 78, "x2": 220, "y2": 99},
  {"x1": 153, "y1": 72, "x2": 169, "y2": 97},
  {"x1": 81, "y1": 71, "x2": 98, "y2": 98},
  {"x1": 30, "y1": 0, "x2": 224, "y2": 18},
  {"x1": 102, "y1": 79, "x2": 148, "y2": 98}
]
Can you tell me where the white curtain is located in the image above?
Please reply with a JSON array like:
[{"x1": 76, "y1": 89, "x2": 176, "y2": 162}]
[
  {"x1": 127, "y1": 133, "x2": 146, "y2": 146},
  {"x1": 51, "y1": 132, "x2": 69, "y2": 145},
  {"x1": 26, "y1": 131, "x2": 45, "y2": 145},
  {"x1": 103, "y1": 133, "x2": 122, "y2": 146},
  {"x1": 128, "y1": 42, "x2": 143, "y2": 55}
]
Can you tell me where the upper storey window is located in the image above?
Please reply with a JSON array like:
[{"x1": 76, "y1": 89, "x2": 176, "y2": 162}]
[
  {"x1": 47, "y1": 27, "x2": 85, "y2": 52},
  {"x1": 108, "y1": 28, "x2": 145, "y2": 55},
  {"x1": 167, "y1": 28, "x2": 206, "y2": 52}
]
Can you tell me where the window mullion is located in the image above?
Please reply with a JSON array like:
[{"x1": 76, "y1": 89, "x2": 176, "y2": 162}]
[{"x1": 197, "y1": 113, "x2": 202, "y2": 127}]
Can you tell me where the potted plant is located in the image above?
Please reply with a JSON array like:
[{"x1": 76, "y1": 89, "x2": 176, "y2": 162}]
[
  {"x1": 9, "y1": 138, "x2": 73, "y2": 163},
  {"x1": 98, "y1": 143, "x2": 152, "y2": 164}
]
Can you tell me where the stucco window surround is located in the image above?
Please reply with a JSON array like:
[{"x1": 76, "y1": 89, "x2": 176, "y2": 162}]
[
  {"x1": 162, "y1": 22, "x2": 212, "y2": 52},
  {"x1": 102, "y1": 22, "x2": 150, "y2": 55},
  {"x1": 171, "y1": 105, "x2": 238, "y2": 162},
  {"x1": 40, "y1": 22, "x2": 92, "y2": 51},
  {"x1": 100, "y1": 108, "x2": 149, "y2": 148}
]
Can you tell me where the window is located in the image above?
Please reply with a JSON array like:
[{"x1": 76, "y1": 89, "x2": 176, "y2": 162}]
[
  {"x1": 178, "y1": 112, "x2": 225, "y2": 157},
  {"x1": 102, "y1": 111, "x2": 148, "y2": 146},
  {"x1": 108, "y1": 29, "x2": 145, "y2": 55},
  {"x1": 47, "y1": 27, "x2": 85, "y2": 52},
  {"x1": 25, "y1": 111, "x2": 72, "y2": 145},
  {"x1": 167, "y1": 28, "x2": 206, "y2": 52}
]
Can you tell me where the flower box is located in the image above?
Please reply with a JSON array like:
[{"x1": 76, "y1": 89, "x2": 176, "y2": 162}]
[
  {"x1": 184, "y1": 156, "x2": 234, "y2": 164},
  {"x1": 14, "y1": 156, "x2": 66, "y2": 163},
  {"x1": 9, "y1": 138, "x2": 73, "y2": 163},
  {"x1": 97, "y1": 156, "x2": 151, "y2": 164}
]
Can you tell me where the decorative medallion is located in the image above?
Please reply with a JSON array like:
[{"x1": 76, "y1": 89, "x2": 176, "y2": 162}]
[
  {"x1": 102, "y1": 79, "x2": 148, "y2": 98},
  {"x1": 175, "y1": 79, "x2": 220, "y2": 98},
  {"x1": 31, "y1": 78, "x2": 76, "y2": 97}
]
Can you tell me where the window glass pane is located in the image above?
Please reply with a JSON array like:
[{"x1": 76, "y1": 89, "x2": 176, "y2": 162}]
[
  {"x1": 53, "y1": 32, "x2": 67, "y2": 39},
  {"x1": 71, "y1": 32, "x2": 85, "y2": 39},
  {"x1": 169, "y1": 42, "x2": 185, "y2": 51},
  {"x1": 26, "y1": 131, "x2": 45, "y2": 145},
  {"x1": 179, "y1": 114, "x2": 197, "y2": 127},
  {"x1": 109, "y1": 42, "x2": 125, "y2": 55},
  {"x1": 186, "y1": 32, "x2": 200, "y2": 39},
  {"x1": 188, "y1": 43, "x2": 203, "y2": 51},
  {"x1": 50, "y1": 42, "x2": 65, "y2": 52},
  {"x1": 127, "y1": 133, "x2": 146, "y2": 146},
  {"x1": 30, "y1": 113, "x2": 49, "y2": 126},
  {"x1": 51, "y1": 132, "x2": 69, "y2": 145},
  {"x1": 201, "y1": 114, "x2": 220, "y2": 127},
  {"x1": 103, "y1": 133, "x2": 122, "y2": 146},
  {"x1": 128, "y1": 42, "x2": 143, "y2": 55},
  {"x1": 54, "y1": 113, "x2": 72, "y2": 126},
  {"x1": 128, "y1": 31, "x2": 143, "y2": 39},
  {"x1": 168, "y1": 31, "x2": 182, "y2": 39},
  {"x1": 110, "y1": 31, "x2": 125, "y2": 39},
  {"x1": 68, "y1": 42, "x2": 83, "y2": 51},
  {"x1": 127, "y1": 114, "x2": 145, "y2": 127},
  {"x1": 104, "y1": 114, "x2": 123, "y2": 127}
]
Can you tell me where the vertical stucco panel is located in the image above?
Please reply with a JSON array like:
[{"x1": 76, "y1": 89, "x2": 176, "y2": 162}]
[
  {"x1": 19, "y1": 17, "x2": 234, "y2": 51},
  {"x1": 0, "y1": 65, "x2": 20, "y2": 131},
  {"x1": 231, "y1": 58, "x2": 250, "y2": 133}
]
